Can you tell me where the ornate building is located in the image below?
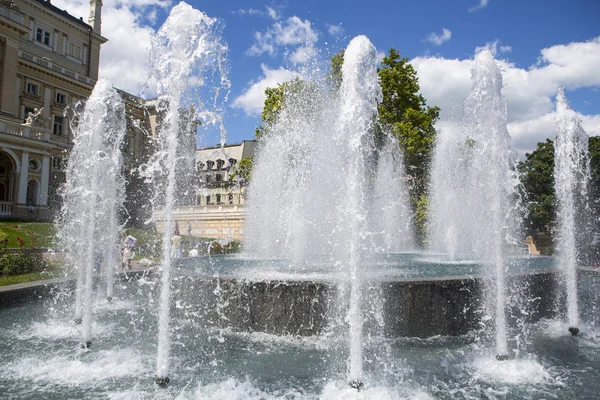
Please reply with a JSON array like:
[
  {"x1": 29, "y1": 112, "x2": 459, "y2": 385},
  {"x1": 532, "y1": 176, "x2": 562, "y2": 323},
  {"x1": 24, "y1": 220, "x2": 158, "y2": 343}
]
[
  {"x1": 0, "y1": 0, "x2": 106, "y2": 219},
  {"x1": 155, "y1": 140, "x2": 257, "y2": 241}
]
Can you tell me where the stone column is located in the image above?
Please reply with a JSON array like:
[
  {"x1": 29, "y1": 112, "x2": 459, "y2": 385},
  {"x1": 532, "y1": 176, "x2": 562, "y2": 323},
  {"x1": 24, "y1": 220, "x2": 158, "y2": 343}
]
[
  {"x1": 40, "y1": 156, "x2": 49, "y2": 205},
  {"x1": 0, "y1": 38, "x2": 19, "y2": 117},
  {"x1": 18, "y1": 152, "x2": 29, "y2": 205}
]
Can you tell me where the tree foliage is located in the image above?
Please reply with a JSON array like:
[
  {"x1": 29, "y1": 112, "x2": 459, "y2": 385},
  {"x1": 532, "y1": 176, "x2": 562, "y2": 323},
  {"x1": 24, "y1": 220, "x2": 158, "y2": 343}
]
[
  {"x1": 518, "y1": 136, "x2": 600, "y2": 245},
  {"x1": 254, "y1": 77, "x2": 314, "y2": 139},
  {"x1": 517, "y1": 139, "x2": 556, "y2": 236},
  {"x1": 229, "y1": 157, "x2": 254, "y2": 184}
]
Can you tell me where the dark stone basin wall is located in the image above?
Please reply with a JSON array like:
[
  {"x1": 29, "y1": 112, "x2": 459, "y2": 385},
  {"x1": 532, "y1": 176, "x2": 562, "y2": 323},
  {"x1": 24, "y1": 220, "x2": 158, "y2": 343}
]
[{"x1": 171, "y1": 270, "x2": 561, "y2": 338}]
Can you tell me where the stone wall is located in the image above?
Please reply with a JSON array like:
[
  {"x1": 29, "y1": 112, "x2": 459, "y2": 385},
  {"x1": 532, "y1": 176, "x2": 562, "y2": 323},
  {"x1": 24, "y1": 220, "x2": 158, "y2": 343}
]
[
  {"x1": 170, "y1": 270, "x2": 560, "y2": 338},
  {"x1": 155, "y1": 205, "x2": 246, "y2": 240}
]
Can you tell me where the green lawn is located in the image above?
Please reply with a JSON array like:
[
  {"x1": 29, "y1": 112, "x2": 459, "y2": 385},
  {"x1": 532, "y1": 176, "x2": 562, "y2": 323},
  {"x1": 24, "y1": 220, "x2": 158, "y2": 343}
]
[
  {"x1": 0, "y1": 222, "x2": 55, "y2": 248},
  {"x1": 0, "y1": 270, "x2": 60, "y2": 286}
]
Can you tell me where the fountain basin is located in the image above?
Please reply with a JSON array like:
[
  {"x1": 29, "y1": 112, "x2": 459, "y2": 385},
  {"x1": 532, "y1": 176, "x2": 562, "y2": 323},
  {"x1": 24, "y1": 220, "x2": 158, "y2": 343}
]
[
  {"x1": 170, "y1": 254, "x2": 559, "y2": 338},
  {"x1": 1, "y1": 270, "x2": 599, "y2": 399}
]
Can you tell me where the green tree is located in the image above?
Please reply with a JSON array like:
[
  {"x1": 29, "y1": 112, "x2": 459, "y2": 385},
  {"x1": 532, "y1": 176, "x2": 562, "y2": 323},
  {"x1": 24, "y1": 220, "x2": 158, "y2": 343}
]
[
  {"x1": 254, "y1": 77, "x2": 317, "y2": 139},
  {"x1": 378, "y1": 49, "x2": 440, "y2": 197},
  {"x1": 229, "y1": 157, "x2": 254, "y2": 184},
  {"x1": 517, "y1": 139, "x2": 556, "y2": 237}
]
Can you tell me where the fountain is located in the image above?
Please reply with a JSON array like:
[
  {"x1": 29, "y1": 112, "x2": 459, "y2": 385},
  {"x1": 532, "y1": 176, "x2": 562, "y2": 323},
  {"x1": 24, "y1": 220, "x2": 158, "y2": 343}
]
[
  {"x1": 1, "y1": 3, "x2": 600, "y2": 398},
  {"x1": 56, "y1": 78, "x2": 126, "y2": 348},
  {"x1": 554, "y1": 88, "x2": 591, "y2": 336},
  {"x1": 428, "y1": 49, "x2": 522, "y2": 360},
  {"x1": 144, "y1": 2, "x2": 229, "y2": 386}
]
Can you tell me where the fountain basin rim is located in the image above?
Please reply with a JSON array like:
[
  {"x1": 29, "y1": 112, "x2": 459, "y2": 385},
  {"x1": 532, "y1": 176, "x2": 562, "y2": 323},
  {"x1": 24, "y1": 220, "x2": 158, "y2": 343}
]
[{"x1": 172, "y1": 267, "x2": 560, "y2": 284}]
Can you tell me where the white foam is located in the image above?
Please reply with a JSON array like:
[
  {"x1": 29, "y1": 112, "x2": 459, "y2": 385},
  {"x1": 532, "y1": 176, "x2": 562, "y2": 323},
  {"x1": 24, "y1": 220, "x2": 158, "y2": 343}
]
[
  {"x1": 17, "y1": 320, "x2": 116, "y2": 341},
  {"x1": 472, "y1": 356, "x2": 552, "y2": 385},
  {"x1": 321, "y1": 380, "x2": 433, "y2": 400},
  {"x1": 185, "y1": 378, "x2": 308, "y2": 400},
  {"x1": 5, "y1": 349, "x2": 145, "y2": 385}
]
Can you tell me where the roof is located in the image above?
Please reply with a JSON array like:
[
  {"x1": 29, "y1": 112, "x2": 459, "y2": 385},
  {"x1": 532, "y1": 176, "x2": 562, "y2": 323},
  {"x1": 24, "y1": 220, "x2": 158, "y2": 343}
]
[{"x1": 32, "y1": 0, "x2": 92, "y2": 30}]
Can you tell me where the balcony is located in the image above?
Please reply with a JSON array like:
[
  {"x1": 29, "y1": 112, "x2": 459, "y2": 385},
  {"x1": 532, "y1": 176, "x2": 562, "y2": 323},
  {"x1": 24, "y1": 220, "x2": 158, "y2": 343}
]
[{"x1": 0, "y1": 120, "x2": 50, "y2": 142}]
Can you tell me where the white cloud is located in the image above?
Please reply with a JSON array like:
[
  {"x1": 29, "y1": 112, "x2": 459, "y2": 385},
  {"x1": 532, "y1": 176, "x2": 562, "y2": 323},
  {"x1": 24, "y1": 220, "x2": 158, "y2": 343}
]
[
  {"x1": 290, "y1": 46, "x2": 318, "y2": 64},
  {"x1": 411, "y1": 36, "x2": 600, "y2": 155},
  {"x1": 234, "y1": 6, "x2": 280, "y2": 20},
  {"x1": 327, "y1": 23, "x2": 344, "y2": 38},
  {"x1": 475, "y1": 40, "x2": 512, "y2": 57},
  {"x1": 425, "y1": 28, "x2": 452, "y2": 46},
  {"x1": 469, "y1": 0, "x2": 490, "y2": 12},
  {"x1": 247, "y1": 16, "x2": 318, "y2": 64},
  {"x1": 266, "y1": 7, "x2": 280, "y2": 21},
  {"x1": 232, "y1": 65, "x2": 300, "y2": 116},
  {"x1": 52, "y1": 0, "x2": 169, "y2": 95}
]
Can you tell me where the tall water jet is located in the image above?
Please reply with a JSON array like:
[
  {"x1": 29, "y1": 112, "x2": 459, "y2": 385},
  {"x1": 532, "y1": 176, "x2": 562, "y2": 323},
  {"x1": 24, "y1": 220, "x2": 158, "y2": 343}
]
[
  {"x1": 428, "y1": 50, "x2": 520, "y2": 359},
  {"x1": 147, "y1": 2, "x2": 228, "y2": 386},
  {"x1": 57, "y1": 79, "x2": 126, "y2": 346},
  {"x1": 245, "y1": 35, "x2": 389, "y2": 387},
  {"x1": 371, "y1": 135, "x2": 413, "y2": 252},
  {"x1": 554, "y1": 88, "x2": 590, "y2": 336},
  {"x1": 337, "y1": 36, "x2": 382, "y2": 389}
]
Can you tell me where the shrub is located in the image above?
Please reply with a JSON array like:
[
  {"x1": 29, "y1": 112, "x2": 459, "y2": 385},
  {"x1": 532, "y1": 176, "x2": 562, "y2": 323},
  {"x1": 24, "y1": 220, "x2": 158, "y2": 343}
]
[{"x1": 0, "y1": 236, "x2": 48, "y2": 277}]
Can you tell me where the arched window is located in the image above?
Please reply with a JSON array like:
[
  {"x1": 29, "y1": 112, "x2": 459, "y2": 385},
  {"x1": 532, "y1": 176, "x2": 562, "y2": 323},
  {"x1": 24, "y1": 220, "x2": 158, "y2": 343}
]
[
  {"x1": 206, "y1": 160, "x2": 214, "y2": 170},
  {"x1": 196, "y1": 162, "x2": 204, "y2": 171},
  {"x1": 26, "y1": 179, "x2": 39, "y2": 205},
  {"x1": 216, "y1": 159, "x2": 225, "y2": 170},
  {"x1": 228, "y1": 158, "x2": 237, "y2": 168}
]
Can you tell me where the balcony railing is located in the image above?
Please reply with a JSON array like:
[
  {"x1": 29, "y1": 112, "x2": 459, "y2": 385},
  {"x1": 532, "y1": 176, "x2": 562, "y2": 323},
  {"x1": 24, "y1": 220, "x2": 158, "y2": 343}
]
[
  {"x1": 0, "y1": 120, "x2": 50, "y2": 142},
  {"x1": 18, "y1": 48, "x2": 95, "y2": 86},
  {"x1": 0, "y1": 201, "x2": 12, "y2": 215}
]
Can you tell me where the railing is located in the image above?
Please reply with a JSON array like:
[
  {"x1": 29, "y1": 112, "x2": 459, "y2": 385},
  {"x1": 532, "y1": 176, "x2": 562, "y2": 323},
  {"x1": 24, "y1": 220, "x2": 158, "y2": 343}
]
[
  {"x1": 0, "y1": 120, "x2": 51, "y2": 142},
  {"x1": 0, "y1": 201, "x2": 13, "y2": 215},
  {"x1": 17, "y1": 48, "x2": 95, "y2": 86}
]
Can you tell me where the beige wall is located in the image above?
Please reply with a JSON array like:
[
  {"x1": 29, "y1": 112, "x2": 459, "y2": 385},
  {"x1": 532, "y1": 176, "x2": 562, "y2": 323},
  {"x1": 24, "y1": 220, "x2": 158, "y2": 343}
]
[
  {"x1": 155, "y1": 205, "x2": 246, "y2": 241},
  {"x1": 0, "y1": 0, "x2": 106, "y2": 219}
]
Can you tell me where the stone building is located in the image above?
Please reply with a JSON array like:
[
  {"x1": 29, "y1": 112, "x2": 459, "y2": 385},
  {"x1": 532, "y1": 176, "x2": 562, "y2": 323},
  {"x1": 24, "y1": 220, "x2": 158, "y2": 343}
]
[
  {"x1": 155, "y1": 140, "x2": 257, "y2": 241},
  {"x1": 0, "y1": 0, "x2": 106, "y2": 219}
]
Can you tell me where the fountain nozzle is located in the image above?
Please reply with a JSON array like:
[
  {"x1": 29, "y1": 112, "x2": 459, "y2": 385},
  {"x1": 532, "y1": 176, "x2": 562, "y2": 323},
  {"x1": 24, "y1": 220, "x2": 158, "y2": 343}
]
[
  {"x1": 155, "y1": 376, "x2": 170, "y2": 387},
  {"x1": 568, "y1": 327, "x2": 579, "y2": 336},
  {"x1": 495, "y1": 354, "x2": 509, "y2": 361},
  {"x1": 349, "y1": 380, "x2": 363, "y2": 390}
]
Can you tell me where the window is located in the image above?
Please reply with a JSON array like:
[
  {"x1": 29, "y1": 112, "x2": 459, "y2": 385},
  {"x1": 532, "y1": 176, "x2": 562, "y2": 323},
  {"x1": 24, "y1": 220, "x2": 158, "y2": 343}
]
[
  {"x1": 196, "y1": 162, "x2": 204, "y2": 171},
  {"x1": 29, "y1": 159, "x2": 40, "y2": 171},
  {"x1": 52, "y1": 157, "x2": 63, "y2": 170},
  {"x1": 68, "y1": 42, "x2": 82, "y2": 60},
  {"x1": 56, "y1": 92, "x2": 66, "y2": 104},
  {"x1": 216, "y1": 194, "x2": 221, "y2": 204},
  {"x1": 205, "y1": 195, "x2": 211, "y2": 205},
  {"x1": 35, "y1": 27, "x2": 51, "y2": 46},
  {"x1": 206, "y1": 160, "x2": 214, "y2": 170},
  {"x1": 229, "y1": 158, "x2": 237, "y2": 168},
  {"x1": 26, "y1": 83, "x2": 39, "y2": 95},
  {"x1": 205, "y1": 175, "x2": 212, "y2": 183},
  {"x1": 215, "y1": 174, "x2": 222, "y2": 182},
  {"x1": 53, "y1": 117, "x2": 64, "y2": 136},
  {"x1": 228, "y1": 194, "x2": 234, "y2": 204},
  {"x1": 216, "y1": 159, "x2": 225, "y2": 170}
]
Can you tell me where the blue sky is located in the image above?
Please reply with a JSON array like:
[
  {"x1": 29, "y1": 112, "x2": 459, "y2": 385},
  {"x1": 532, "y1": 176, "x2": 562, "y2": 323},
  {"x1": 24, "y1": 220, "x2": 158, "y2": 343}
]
[{"x1": 54, "y1": 0, "x2": 600, "y2": 155}]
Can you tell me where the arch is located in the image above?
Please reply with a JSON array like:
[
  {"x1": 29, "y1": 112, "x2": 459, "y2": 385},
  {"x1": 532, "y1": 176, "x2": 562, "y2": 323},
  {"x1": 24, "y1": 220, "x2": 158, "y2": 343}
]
[
  {"x1": 0, "y1": 148, "x2": 19, "y2": 172},
  {"x1": 26, "y1": 179, "x2": 40, "y2": 205}
]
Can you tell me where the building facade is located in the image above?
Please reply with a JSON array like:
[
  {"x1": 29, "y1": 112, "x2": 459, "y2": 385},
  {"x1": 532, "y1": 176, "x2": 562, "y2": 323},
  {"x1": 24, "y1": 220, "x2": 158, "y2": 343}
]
[
  {"x1": 155, "y1": 140, "x2": 257, "y2": 241},
  {"x1": 0, "y1": 0, "x2": 106, "y2": 219}
]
